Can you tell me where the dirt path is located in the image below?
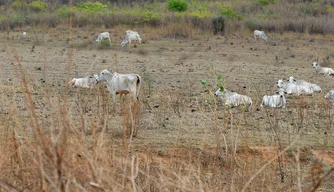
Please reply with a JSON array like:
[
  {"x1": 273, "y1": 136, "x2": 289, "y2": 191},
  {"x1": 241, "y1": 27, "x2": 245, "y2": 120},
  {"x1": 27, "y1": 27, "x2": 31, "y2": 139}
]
[{"x1": 312, "y1": 150, "x2": 334, "y2": 167}]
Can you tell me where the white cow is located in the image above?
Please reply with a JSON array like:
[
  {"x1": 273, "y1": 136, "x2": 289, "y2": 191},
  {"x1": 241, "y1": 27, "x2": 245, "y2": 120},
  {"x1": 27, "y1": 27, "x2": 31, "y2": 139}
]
[
  {"x1": 215, "y1": 88, "x2": 252, "y2": 107},
  {"x1": 288, "y1": 76, "x2": 321, "y2": 93},
  {"x1": 277, "y1": 79, "x2": 313, "y2": 95},
  {"x1": 98, "y1": 69, "x2": 141, "y2": 103},
  {"x1": 126, "y1": 30, "x2": 139, "y2": 36},
  {"x1": 68, "y1": 74, "x2": 99, "y2": 88},
  {"x1": 121, "y1": 30, "x2": 142, "y2": 47},
  {"x1": 312, "y1": 62, "x2": 334, "y2": 75},
  {"x1": 254, "y1": 30, "x2": 268, "y2": 41},
  {"x1": 324, "y1": 90, "x2": 334, "y2": 105},
  {"x1": 261, "y1": 89, "x2": 286, "y2": 108},
  {"x1": 96, "y1": 32, "x2": 111, "y2": 44},
  {"x1": 23, "y1": 32, "x2": 27, "y2": 37}
]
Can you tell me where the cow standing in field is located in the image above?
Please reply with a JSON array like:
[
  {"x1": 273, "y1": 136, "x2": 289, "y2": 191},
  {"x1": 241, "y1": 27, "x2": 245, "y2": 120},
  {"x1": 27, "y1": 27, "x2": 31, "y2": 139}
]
[
  {"x1": 98, "y1": 69, "x2": 141, "y2": 103},
  {"x1": 98, "y1": 69, "x2": 142, "y2": 137},
  {"x1": 254, "y1": 30, "x2": 268, "y2": 41},
  {"x1": 96, "y1": 32, "x2": 111, "y2": 45},
  {"x1": 121, "y1": 30, "x2": 142, "y2": 47}
]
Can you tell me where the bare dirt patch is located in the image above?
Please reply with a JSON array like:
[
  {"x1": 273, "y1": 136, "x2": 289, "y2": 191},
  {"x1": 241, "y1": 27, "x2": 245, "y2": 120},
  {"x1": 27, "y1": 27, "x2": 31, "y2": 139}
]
[{"x1": 312, "y1": 150, "x2": 334, "y2": 167}]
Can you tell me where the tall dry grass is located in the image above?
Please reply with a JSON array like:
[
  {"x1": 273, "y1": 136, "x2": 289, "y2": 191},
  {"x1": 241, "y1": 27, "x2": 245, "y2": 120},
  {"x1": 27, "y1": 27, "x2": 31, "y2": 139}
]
[{"x1": 0, "y1": 2, "x2": 334, "y2": 192}]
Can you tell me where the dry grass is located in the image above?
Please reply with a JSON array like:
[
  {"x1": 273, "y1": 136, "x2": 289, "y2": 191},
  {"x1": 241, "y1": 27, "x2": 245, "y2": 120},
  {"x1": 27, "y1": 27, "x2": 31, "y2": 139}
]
[{"x1": 0, "y1": 7, "x2": 334, "y2": 192}]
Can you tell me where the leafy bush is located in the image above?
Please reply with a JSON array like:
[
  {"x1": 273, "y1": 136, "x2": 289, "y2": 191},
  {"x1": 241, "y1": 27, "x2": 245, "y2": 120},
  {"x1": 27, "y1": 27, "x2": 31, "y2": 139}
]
[
  {"x1": 8, "y1": 13, "x2": 26, "y2": 25},
  {"x1": 76, "y1": 1, "x2": 107, "y2": 13},
  {"x1": 221, "y1": 8, "x2": 243, "y2": 20},
  {"x1": 11, "y1": 0, "x2": 27, "y2": 10},
  {"x1": 98, "y1": 38, "x2": 111, "y2": 49},
  {"x1": 256, "y1": 0, "x2": 276, "y2": 6},
  {"x1": 28, "y1": 1, "x2": 47, "y2": 12},
  {"x1": 57, "y1": 5, "x2": 71, "y2": 17},
  {"x1": 168, "y1": 0, "x2": 188, "y2": 12}
]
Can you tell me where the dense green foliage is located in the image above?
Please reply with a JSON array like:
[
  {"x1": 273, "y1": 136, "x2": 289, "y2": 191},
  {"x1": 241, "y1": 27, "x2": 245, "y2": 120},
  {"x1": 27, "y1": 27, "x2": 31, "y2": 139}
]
[
  {"x1": 75, "y1": 1, "x2": 108, "y2": 13},
  {"x1": 11, "y1": 0, "x2": 47, "y2": 12},
  {"x1": 167, "y1": 0, "x2": 188, "y2": 12},
  {"x1": 220, "y1": 8, "x2": 243, "y2": 20}
]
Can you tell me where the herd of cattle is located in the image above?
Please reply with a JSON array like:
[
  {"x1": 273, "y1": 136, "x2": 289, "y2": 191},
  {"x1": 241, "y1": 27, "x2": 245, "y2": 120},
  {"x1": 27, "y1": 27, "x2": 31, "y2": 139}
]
[
  {"x1": 214, "y1": 61, "x2": 334, "y2": 109},
  {"x1": 68, "y1": 69, "x2": 141, "y2": 104},
  {"x1": 95, "y1": 30, "x2": 142, "y2": 47},
  {"x1": 67, "y1": 29, "x2": 334, "y2": 110}
]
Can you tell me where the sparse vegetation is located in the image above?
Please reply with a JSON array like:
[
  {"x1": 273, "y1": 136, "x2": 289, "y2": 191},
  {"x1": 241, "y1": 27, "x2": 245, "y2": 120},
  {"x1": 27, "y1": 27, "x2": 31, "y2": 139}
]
[
  {"x1": 0, "y1": 1, "x2": 334, "y2": 192},
  {"x1": 0, "y1": 0, "x2": 333, "y2": 34}
]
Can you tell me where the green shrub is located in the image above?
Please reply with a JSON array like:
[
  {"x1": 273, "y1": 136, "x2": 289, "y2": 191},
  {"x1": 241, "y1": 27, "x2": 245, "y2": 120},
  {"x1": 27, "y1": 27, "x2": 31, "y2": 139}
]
[
  {"x1": 8, "y1": 13, "x2": 26, "y2": 25},
  {"x1": 76, "y1": 1, "x2": 107, "y2": 13},
  {"x1": 98, "y1": 38, "x2": 111, "y2": 49},
  {"x1": 57, "y1": 5, "x2": 71, "y2": 17},
  {"x1": 168, "y1": 0, "x2": 188, "y2": 12},
  {"x1": 256, "y1": 0, "x2": 276, "y2": 6},
  {"x1": 11, "y1": 0, "x2": 27, "y2": 10},
  {"x1": 28, "y1": 1, "x2": 47, "y2": 12},
  {"x1": 221, "y1": 8, "x2": 243, "y2": 20}
]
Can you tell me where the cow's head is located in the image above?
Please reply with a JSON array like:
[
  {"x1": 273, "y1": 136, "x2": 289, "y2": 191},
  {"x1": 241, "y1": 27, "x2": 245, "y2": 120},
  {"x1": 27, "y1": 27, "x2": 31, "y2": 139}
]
[
  {"x1": 215, "y1": 88, "x2": 224, "y2": 96},
  {"x1": 99, "y1": 69, "x2": 110, "y2": 82},
  {"x1": 312, "y1": 62, "x2": 317, "y2": 68},
  {"x1": 288, "y1": 76, "x2": 296, "y2": 83},
  {"x1": 276, "y1": 89, "x2": 286, "y2": 97},
  {"x1": 93, "y1": 74, "x2": 99, "y2": 84},
  {"x1": 277, "y1": 79, "x2": 284, "y2": 88}
]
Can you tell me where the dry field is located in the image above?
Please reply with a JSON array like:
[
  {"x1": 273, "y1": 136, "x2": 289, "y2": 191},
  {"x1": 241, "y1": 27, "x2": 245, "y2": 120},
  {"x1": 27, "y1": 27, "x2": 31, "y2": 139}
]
[{"x1": 0, "y1": 28, "x2": 333, "y2": 191}]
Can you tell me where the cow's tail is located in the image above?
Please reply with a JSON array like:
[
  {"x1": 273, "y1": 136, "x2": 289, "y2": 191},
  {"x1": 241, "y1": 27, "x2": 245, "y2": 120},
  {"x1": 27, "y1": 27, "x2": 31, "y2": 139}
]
[{"x1": 136, "y1": 75, "x2": 142, "y2": 100}]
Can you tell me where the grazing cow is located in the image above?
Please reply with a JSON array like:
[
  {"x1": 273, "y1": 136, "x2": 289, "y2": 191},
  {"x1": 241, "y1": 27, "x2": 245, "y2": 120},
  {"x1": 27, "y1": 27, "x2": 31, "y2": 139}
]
[
  {"x1": 277, "y1": 79, "x2": 313, "y2": 95},
  {"x1": 68, "y1": 74, "x2": 99, "y2": 88},
  {"x1": 98, "y1": 69, "x2": 141, "y2": 103},
  {"x1": 215, "y1": 88, "x2": 252, "y2": 107},
  {"x1": 261, "y1": 89, "x2": 286, "y2": 108},
  {"x1": 324, "y1": 90, "x2": 334, "y2": 105},
  {"x1": 288, "y1": 76, "x2": 322, "y2": 93},
  {"x1": 254, "y1": 30, "x2": 268, "y2": 41},
  {"x1": 121, "y1": 30, "x2": 142, "y2": 47},
  {"x1": 312, "y1": 62, "x2": 334, "y2": 75},
  {"x1": 96, "y1": 32, "x2": 111, "y2": 44},
  {"x1": 23, "y1": 32, "x2": 27, "y2": 37},
  {"x1": 126, "y1": 30, "x2": 139, "y2": 36}
]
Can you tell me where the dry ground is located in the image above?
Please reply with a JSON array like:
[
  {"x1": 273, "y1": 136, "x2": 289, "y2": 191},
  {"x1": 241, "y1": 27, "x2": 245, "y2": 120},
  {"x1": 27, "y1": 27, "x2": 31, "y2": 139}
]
[{"x1": 0, "y1": 29, "x2": 333, "y2": 191}]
